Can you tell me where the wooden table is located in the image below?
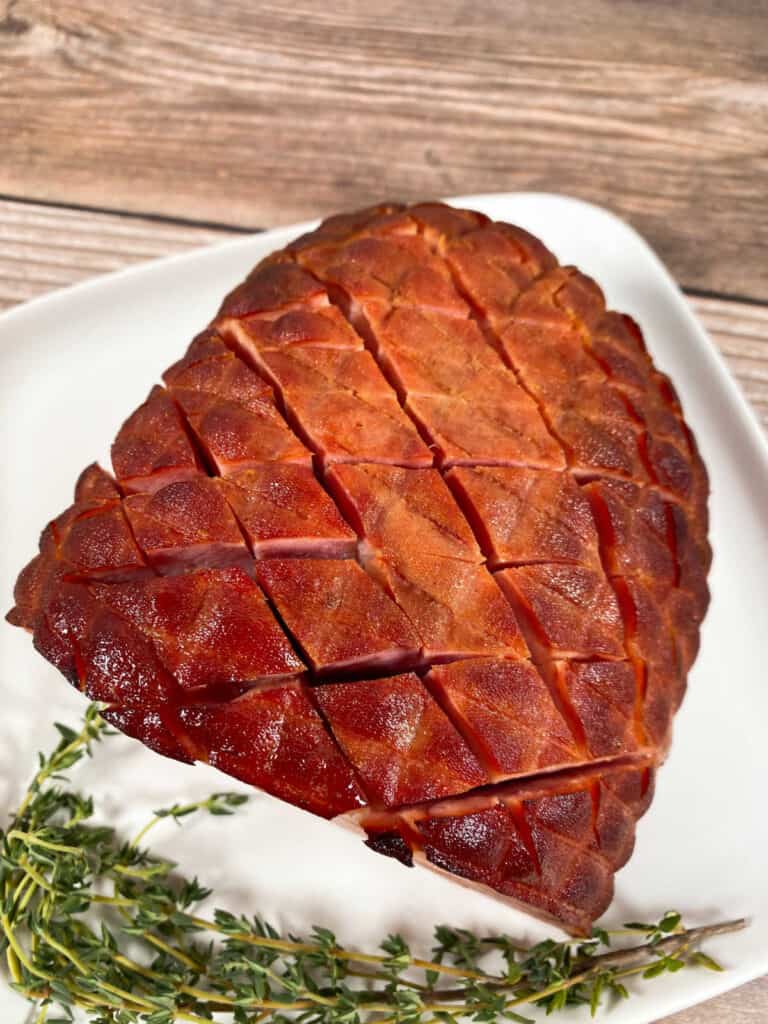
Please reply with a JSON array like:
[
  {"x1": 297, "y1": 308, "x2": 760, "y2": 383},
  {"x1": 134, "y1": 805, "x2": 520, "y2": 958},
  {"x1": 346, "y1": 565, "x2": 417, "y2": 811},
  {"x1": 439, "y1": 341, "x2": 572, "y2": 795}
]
[{"x1": 1, "y1": 3, "x2": 766, "y2": 1019}]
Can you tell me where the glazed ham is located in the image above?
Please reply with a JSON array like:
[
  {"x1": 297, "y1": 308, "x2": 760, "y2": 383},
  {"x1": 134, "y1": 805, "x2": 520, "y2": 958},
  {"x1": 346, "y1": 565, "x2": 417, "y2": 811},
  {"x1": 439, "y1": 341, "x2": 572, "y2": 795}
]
[{"x1": 7, "y1": 201, "x2": 710, "y2": 934}]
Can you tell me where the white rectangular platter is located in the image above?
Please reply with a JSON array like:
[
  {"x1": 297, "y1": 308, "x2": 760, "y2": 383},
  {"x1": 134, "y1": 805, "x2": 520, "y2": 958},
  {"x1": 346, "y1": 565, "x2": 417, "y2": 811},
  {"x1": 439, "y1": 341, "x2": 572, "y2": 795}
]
[{"x1": 1, "y1": 193, "x2": 767, "y2": 1022}]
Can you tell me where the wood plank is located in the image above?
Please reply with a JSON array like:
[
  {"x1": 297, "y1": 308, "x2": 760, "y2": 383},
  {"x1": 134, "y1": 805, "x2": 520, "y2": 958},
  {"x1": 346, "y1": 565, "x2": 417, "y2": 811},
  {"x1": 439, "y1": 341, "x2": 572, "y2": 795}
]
[
  {"x1": 1, "y1": 198, "x2": 765, "y2": 433},
  {"x1": 1, "y1": 1, "x2": 766, "y2": 298},
  {"x1": 658, "y1": 975, "x2": 768, "y2": 1024},
  {"x1": 0, "y1": 199, "x2": 230, "y2": 310},
  {"x1": 689, "y1": 295, "x2": 768, "y2": 430}
]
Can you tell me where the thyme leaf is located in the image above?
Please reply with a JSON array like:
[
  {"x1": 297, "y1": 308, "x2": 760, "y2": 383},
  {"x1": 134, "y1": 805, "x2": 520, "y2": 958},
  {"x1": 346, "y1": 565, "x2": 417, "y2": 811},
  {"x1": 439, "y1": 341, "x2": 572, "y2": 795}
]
[{"x1": 0, "y1": 705, "x2": 746, "y2": 1023}]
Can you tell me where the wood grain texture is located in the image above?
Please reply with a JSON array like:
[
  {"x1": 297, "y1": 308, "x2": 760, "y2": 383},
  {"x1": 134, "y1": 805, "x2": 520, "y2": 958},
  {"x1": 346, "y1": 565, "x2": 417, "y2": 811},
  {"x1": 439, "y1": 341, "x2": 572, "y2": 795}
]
[
  {"x1": 0, "y1": 199, "x2": 229, "y2": 310},
  {"x1": 689, "y1": 295, "x2": 768, "y2": 429},
  {"x1": 1, "y1": 0, "x2": 767, "y2": 298},
  {"x1": 2, "y1": 198, "x2": 765, "y2": 434},
  {"x1": 658, "y1": 975, "x2": 768, "y2": 1024}
]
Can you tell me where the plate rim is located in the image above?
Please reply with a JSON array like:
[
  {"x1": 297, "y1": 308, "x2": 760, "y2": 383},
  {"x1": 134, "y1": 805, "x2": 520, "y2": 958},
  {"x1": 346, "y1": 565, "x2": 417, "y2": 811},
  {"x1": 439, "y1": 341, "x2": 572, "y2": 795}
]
[{"x1": 1, "y1": 191, "x2": 766, "y2": 1021}]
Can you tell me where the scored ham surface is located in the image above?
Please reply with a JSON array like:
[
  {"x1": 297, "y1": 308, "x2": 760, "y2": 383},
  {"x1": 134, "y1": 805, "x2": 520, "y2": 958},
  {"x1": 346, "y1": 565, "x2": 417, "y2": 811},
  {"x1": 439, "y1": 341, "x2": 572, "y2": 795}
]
[{"x1": 7, "y1": 201, "x2": 710, "y2": 934}]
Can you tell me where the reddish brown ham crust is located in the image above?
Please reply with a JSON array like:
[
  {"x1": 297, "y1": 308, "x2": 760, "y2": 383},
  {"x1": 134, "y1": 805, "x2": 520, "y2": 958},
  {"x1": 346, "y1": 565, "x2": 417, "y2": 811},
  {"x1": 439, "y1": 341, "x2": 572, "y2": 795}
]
[
  {"x1": 316, "y1": 673, "x2": 487, "y2": 807},
  {"x1": 7, "y1": 201, "x2": 709, "y2": 933}
]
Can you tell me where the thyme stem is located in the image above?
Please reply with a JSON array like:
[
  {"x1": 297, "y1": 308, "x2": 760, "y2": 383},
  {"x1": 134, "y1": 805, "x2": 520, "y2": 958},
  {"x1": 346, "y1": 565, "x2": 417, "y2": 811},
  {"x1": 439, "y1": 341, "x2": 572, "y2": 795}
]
[
  {"x1": 7, "y1": 830, "x2": 85, "y2": 857},
  {"x1": 0, "y1": 706, "x2": 745, "y2": 1024},
  {"x1": 184, "y1": 913, "x2": 499, "y2": 981},
  {"x1": 578, "y1": 918, "x2": 746, "y2": 971}
]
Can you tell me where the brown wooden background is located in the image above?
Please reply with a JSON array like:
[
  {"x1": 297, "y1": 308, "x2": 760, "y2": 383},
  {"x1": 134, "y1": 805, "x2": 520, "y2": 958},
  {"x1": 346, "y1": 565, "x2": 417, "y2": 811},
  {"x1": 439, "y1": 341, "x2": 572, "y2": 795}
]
[{"x1": 1, "y1": 2, "x2": 766, "y2": 1018}]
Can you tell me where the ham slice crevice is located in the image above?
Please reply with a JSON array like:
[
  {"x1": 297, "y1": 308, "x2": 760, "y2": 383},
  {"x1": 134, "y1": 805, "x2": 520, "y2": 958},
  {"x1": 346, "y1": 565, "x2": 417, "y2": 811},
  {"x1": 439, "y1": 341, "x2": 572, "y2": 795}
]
[{"x1": 7, "y1": 201, "x2": 710, "y2": 934}]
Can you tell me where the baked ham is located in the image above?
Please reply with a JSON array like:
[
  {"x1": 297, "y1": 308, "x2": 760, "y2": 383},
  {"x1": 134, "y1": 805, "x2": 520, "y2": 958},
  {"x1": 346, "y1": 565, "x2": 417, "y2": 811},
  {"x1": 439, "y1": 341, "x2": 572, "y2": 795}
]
[{"x1": 7, "y1": 201, "x2": 710, "y2": 934}]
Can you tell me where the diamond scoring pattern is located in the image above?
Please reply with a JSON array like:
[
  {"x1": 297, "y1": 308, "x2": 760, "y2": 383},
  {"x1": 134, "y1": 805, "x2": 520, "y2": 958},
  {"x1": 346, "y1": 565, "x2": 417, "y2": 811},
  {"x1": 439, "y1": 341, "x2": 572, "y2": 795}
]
[{"x1": 7, "y1": 201, "x2": 709, "y2": 932}]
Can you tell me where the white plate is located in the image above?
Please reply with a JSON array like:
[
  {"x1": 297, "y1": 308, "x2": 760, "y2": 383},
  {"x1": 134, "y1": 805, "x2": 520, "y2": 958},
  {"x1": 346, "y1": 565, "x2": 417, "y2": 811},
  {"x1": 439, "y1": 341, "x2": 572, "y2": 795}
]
[{"x1": 1, "y1": 193, "x2": 766, "y2": 1023}]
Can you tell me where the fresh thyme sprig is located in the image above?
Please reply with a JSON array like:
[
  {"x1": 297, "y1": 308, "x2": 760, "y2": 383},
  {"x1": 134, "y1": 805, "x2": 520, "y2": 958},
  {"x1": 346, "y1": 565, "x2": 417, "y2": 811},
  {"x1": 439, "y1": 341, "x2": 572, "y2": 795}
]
[{"x1": 0, "y1": 705, "x2": 746, "y2": 1023}]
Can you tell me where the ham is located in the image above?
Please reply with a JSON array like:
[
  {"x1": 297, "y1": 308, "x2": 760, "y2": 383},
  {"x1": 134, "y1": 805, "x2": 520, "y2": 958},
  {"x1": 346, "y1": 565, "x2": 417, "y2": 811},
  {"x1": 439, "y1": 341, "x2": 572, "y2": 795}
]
[{"x1": 7, "y1": 201, "x2": 709, "y2": 933}]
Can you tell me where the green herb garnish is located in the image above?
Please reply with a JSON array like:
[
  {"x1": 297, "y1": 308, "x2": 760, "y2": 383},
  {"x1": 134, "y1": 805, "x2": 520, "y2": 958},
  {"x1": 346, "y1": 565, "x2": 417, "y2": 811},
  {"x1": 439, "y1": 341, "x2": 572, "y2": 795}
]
[{"x1": 0, "y1": 705, "x2": 745, "y2": 1023}]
